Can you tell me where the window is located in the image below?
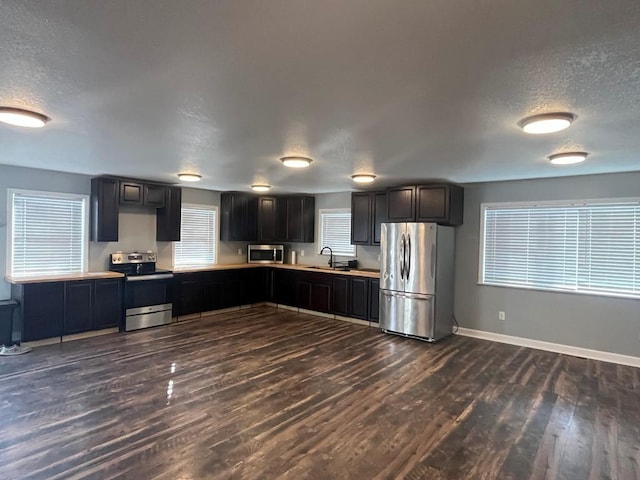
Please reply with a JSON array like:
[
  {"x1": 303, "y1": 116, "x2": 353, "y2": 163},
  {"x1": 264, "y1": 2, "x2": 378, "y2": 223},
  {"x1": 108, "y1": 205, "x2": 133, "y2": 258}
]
[
  {"x1": 479, "y1": 199, "x2": 640, "y2": 299},
  {"x1": 173, "y1": 204, "x2": 218, "y2": 267},
  {"x1": 318, "y1": 209, "x2": 356, "y2": 257},
  {"x1": 8, "y1": 189, "x2": 88, "y2": 276}
]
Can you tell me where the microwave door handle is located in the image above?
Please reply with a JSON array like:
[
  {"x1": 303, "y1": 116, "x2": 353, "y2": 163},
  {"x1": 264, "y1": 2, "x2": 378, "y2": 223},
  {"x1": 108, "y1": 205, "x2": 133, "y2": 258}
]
[{"x1": 273, "y1": 248, "x2": 276, "y2": 261}]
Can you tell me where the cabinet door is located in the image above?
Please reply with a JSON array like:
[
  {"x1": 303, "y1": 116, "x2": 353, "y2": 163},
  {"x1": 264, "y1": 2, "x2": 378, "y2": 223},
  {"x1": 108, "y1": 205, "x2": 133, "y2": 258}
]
[
  {"x1": 372, "y1": 192, "x2": 387, "y2": 246},
  {"x1": 94, "y1": 279, "x2": 122, "y2": 329},
  {"x1": 286, "y1": 196, "x2": 315, "y2": 243},
  {"x1": 387, "y1": 186, "x2": 415, "y2": 222},
  {"x1": 176, "y1": 273, "x2": 204, "y2": 316},
  {"x1": 220, "y1": 193, "x2": 258, "y2": 242},
  {"x1": 415, "y1": 184, "x2": 464, "y2": 226},
  {"x1": 64, "y1": 281, "x2": 94, "y2": 335},
  {"x1": 156, "y1": 187, "x2": 182, "y2": 241},
  {"x1": 203, "y1": 271, "x2": 225, "y2": 312},
  {"x1": 416, "y1": 185, "x2": 447, "y2": 222},
  {"x1": 332, "y1": 276, "x2": 350, "y2": 316},
  {"x1": 22, "y1": 283, "x2": 65, "y2": 341},
  {"x1": 91, "y1": 177, "x2": 119, "y2": 242},
  {"x1": 351, "y1": 193, "x2": 372, "y2": 245},
  {"x1": 221, "y1": 270, "x2": 246, "y2": 308},
  {"x1": 296, "y1": 273, "x2": 312, "y2": 310},
  {"x1": 350, "y1": 277, "x2": 369, "y2": 320},
  {"x1": 143, "y1": 184, "x2": 166, "y2": 208},
  {"x1": 119, "y1": 181, "x2": 143, "y2": 205},
  {"x1": 257, "y1": 197, "x2": 277, "y2": 243},
  {"x1": 248, "y1": 267, "x2": 270, "y2": 303},
  {"x1": 274, "y1": 269, "x2": 297, "y2": 306},
  {"x1": 368, "y1": 278, "x2": 380, "y2": 323}
]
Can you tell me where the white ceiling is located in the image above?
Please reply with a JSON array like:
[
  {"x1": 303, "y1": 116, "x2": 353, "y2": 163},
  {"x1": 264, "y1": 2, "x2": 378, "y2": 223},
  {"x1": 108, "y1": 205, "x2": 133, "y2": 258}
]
[{"x1": 1, "y1": 1, "x2": 639, "y2": 193}]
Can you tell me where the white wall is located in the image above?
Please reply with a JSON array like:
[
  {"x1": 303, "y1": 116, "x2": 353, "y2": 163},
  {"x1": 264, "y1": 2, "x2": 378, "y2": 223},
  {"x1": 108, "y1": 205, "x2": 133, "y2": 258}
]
[{"x1": 454, "y1": 171, "x2": 640, "y2": 358}]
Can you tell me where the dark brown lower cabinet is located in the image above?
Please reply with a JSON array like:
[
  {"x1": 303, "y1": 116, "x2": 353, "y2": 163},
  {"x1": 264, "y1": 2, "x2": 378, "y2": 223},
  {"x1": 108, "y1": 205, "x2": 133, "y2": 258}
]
[
  {"x1": 175, "y1": 273, "x2": 204, "y2": 316},
  {"x1": 14, "y1": 278, "x2": 124, "y2": 342},
  {"x1": 368, "y1": 278, "x2": 380, "y2": 323},
  {"x1": 18, "y1": 282, "x2": 65, "y2": 341},
  {"x1": 332, "y1": 276, "x2": 350, "y2": 316},
  {"x1": 64, "y1": 281, "x2": 94, "y2": 335},
  {"x1": 94, "y1": 279, "x2": 122, "y2": 329},
  {"x1": 350, "y1": 277, "x2": 369, "y2": 320}
]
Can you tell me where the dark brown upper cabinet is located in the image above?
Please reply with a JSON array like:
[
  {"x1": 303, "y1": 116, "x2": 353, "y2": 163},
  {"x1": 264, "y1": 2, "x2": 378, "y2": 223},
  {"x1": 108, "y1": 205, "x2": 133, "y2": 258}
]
[
  {"x1": 257, "y1": 196, "x2": 278, "y2": 243},
  {"x1": 386, "y1": 183, "x2": 464, "y2": 226},
  {"x1": 156, "y1": 186, "x2": 182, "y2": 241},
  {"x1": 415, "y1": 184, "x2": 464, "y2": 226},
  {"x1": 91, "y1": 176, "x2": 179, "y2": 242},
  {"x1": 143, "y1": 184, "x2": 166, "y2": 208},
  {"x1": 351, "y1": 191, "x2": 387, "y2": 246},
  {"x1": 282, "y1": 196, "x2": 315, "y2": 243},
  {"x1": 91, "y1": 177, "x2": 119, "y2": 242},
  {"x1": 387, "y1": 186, "x2": 416, "y2": 222},
  {"x1": 220, "y1": 192, "x2": 259, "y2": 242},
  {"x1": 119, "y1": 181, "x2": 165, "y2": 207}
]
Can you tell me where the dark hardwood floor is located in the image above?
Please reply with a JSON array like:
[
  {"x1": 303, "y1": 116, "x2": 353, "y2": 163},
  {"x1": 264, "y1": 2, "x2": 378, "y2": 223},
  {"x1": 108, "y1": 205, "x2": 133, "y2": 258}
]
[{"x1": 0, "y1": 306, "x2": 638, "y2": 479}]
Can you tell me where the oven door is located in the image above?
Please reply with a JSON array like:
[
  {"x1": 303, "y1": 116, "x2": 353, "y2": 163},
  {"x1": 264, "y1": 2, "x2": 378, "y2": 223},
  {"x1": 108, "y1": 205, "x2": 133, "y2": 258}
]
[{"x1": 125, "y1": 274, "x2": 173, "y2": 309}]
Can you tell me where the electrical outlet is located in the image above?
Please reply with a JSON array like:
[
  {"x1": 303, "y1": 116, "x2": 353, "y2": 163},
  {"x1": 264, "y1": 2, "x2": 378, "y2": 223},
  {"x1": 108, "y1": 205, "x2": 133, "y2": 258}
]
[
  {"x1": 300, "y1": 250, "x2": 305, "y2": 256},
  {"x1": 498, "y1": 311, "x2": 506, "y2": 321},
  {"x1": 237, "y1": 248, "x2": 242, "y2": 256}
]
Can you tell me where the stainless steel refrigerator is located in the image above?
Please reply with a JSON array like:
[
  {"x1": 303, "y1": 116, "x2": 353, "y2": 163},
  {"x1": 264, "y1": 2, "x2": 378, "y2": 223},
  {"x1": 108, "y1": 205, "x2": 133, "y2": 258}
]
[{"x1": 380, "y1": 222, "x2": 455, "y2": 342}]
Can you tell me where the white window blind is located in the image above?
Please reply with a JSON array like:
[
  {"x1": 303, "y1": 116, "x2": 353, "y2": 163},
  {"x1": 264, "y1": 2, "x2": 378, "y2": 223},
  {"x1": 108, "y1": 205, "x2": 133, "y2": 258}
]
[
  {"x1": 9, "y1": 189, "x2": 88, "y2": 276},
  {"x1": 173, "y1": 204, "x2": 217, "y2": 267},
  {"x1": 480, "y1": 199, "x2": 640, "y2": 298},
  {"x1": 319, "y1": 209, "x2": 356, "y2": 257}
]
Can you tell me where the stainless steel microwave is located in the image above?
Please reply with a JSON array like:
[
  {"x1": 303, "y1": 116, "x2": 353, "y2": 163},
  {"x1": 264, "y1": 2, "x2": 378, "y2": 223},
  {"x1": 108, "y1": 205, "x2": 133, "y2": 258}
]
[{"x1": 248, "y1": 244, "x2": 285, "y2": 264}]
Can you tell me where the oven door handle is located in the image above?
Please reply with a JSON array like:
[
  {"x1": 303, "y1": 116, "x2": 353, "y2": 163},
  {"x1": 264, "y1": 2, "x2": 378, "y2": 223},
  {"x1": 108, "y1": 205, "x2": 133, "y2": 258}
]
[{"x1": 126, "y1": 273, "x2": 174, "y2": 282}]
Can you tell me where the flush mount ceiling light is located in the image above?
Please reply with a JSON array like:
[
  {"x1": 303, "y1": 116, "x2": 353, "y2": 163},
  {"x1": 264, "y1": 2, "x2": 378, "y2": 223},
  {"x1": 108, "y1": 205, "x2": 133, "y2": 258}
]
[
  {"x1": 0, "y1": 107, "x2": 50, "y2": 128},
  {"x1": 518, "y1": 112, "x2": 576, "y2": 134},
  {"x1": 177, "y1": 173, "x2": 202, "y2": 182},
  {"x1": 251, "y1": 184, "x2": 271, "y2": 192},
  {"x1": 548, "y1": 152, "x2": 588, "y2": 165},
  {"x1": 280, "y1": 156, "x2": 313, "y2": 168},
  {"x1": 351, "y1": 174, "x2": 377, "y2": 184}
]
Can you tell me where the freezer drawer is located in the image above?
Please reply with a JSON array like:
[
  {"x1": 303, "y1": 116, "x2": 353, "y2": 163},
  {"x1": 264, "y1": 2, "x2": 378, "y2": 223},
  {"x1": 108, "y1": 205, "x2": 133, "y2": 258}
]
[{"x1": 380, "y1": 290, "x2": 435, "y2": 340}]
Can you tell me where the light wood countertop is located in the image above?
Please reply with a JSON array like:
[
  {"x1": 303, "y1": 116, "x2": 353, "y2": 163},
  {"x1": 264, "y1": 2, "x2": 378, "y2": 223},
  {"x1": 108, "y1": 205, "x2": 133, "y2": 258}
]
[
  {"x1": 6, "y1": 271, "x2": 125, "y2": 285},
  {"x1": 172, "y1": 263, "x2": 380, "y2": 279}
]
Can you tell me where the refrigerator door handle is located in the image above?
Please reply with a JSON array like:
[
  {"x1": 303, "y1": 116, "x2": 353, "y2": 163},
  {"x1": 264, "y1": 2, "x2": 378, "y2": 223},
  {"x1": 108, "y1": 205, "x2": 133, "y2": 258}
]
[
  {"x1": 430, "y1": 242, "x2": 435, "y2": 280},
  {"x1": 400, "y1": 234, "x2": 405, "y2": 280},
  {"x1": 406, "y1": 233, "x2": 411, "y2": 280}
]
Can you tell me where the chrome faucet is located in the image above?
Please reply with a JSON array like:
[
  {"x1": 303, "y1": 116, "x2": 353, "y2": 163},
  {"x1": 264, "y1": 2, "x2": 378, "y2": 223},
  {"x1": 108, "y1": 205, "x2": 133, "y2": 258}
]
[{"x1": 320, "y1": 246, "x2": 334, "y2": 269}]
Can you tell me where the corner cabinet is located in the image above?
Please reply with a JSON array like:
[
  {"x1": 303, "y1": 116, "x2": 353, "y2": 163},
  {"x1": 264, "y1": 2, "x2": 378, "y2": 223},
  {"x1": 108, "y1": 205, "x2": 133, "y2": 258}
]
[
  {"x1": 386, "y1": 183, "x2": 464, "y2": 226},
  {"x1": 351, "y1": 191, "x2": 387, "y2": 246},
  {"x1": 222, "y1": 193, "x2": 315, "y2": 243}
]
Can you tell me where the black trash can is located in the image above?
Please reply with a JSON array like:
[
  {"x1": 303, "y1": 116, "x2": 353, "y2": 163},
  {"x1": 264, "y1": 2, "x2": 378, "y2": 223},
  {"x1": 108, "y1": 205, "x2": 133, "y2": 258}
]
[{"x1": 0, "y1": 300, "x2": 18, "y2": 346}]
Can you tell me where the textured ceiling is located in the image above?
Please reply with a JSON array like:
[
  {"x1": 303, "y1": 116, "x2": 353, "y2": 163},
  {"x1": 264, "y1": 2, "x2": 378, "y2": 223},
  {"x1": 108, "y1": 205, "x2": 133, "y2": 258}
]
[{"x1": 1, "y1": 0, "x2": 639, "y2": 193}]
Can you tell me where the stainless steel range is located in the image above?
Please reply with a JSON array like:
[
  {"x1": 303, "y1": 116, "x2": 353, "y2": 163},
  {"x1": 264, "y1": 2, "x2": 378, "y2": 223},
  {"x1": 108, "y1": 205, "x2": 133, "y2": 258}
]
[{"x1": 109, "y1": 252, "x2": 174, "y2": 331}]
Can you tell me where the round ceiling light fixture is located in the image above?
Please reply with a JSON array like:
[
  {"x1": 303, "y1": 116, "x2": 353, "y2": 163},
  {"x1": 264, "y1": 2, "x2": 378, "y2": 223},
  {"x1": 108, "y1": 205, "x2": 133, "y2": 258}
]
[
  {"x1": 548, "y1": 151, "x2": 588, "y2": 165},
  {"x1": 518, "y1": 112, "x2": 576, "y2": 134},
  {"x1": 351, "y1": 174, "x2": 377, "y2": 184},
  {"x1": 0, "y1": 107, "x2": 50, "y2": 128},
  {"x1": 177, "y1": 173, "x2": 202, "y2": 182},
  {"x1": 251, "y1": 184, "x2": 271, "y2": 192},
  {"x1": 280, "y1": 156, "x2": 313, "y2": 168}
]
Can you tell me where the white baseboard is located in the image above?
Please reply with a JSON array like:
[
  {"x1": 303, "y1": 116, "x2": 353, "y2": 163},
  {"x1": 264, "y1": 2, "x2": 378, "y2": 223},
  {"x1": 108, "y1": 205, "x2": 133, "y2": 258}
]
[{"x1": 456, "y1": 327, "x2": 640, "y2": 368}]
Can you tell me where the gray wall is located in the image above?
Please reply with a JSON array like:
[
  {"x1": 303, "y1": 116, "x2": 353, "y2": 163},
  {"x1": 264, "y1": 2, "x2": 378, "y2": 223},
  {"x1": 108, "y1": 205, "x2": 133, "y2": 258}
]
[
  {"x1": 0, "y1": 165, "x2": 379, "y2": 300},
  {"x1": 454, "y1": 171, "x2": 640, "y2": 357}
]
